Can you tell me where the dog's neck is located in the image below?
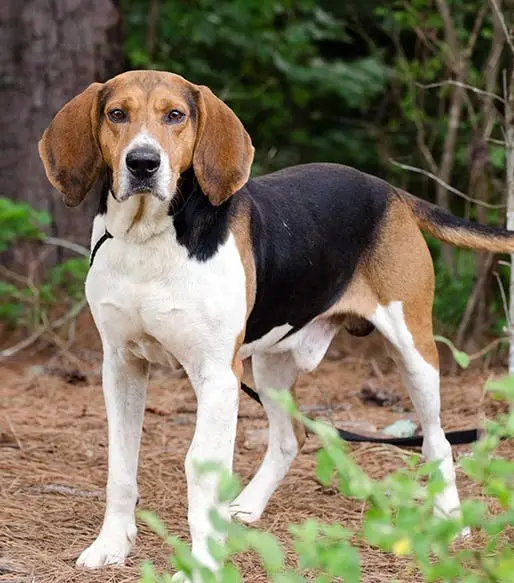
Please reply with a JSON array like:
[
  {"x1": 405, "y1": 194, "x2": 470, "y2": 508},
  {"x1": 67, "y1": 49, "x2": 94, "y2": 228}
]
[
  {"x1": 104, "y1": 191, "x2": 171, "y2": 244},
  {"x1": 97, "y1": 168, "x2": 237, "y2": 258},
  {"x1": 171, "y1": 169, "x2": 237, "y2": 261}
]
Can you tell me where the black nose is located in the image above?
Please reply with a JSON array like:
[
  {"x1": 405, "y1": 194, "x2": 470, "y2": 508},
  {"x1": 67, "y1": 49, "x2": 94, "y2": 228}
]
[{"x1": 126, "y1": 148, "x2": 161, "y2": 178}]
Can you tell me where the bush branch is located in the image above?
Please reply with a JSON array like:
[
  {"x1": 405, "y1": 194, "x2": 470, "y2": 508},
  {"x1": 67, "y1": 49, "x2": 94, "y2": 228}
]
[
  {"x1": 44, "y1": 236, "x2": 90, "y2": 257},
  {"x1": 417, "y1": 80, "x2": 505, "y2": 104},
  {"x1": 0, "y1": 298, "x2": 87, "y2": 358},
  {"x1": 389, "y1": 159, "x2": 506, "y2": 209}
]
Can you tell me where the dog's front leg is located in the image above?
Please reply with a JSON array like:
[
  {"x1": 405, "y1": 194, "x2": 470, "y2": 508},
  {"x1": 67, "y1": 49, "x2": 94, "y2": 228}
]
[
  {"x1": 173, "y1": 365, "x2": 239, "y2": 581},
  {"x1": 77, "y1": 345, "x2": 149, "y2": 568}
]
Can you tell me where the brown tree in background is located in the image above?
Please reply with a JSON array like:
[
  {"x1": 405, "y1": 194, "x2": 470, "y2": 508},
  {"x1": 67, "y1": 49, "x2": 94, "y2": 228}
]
[{"x1": 0, "y1": 0, "x2": 124, "y2": 264}]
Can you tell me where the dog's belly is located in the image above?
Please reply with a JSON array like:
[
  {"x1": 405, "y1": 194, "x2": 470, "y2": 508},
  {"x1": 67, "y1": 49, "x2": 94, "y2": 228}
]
[
  {"x1": 240, "y1": 324, "x2": 292, "y2": 358},
  {"x1": 240, "y1": 317, "x2": 339, "y2": 372}
]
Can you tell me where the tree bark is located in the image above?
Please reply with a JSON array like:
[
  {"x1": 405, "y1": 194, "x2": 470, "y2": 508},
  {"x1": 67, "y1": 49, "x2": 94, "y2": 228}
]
[
  {"x1": 507, "y1": 68, "x2": 514, "y2": 373},
  {"x1": 0, "y1": 0, "x2": 123, "y2": 264}
]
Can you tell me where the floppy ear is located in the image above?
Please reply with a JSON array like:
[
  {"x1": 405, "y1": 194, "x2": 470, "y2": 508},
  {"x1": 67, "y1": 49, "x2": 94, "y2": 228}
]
[
  {"x1": 38, "y1": 83, "x2": 104, "y2": 207},
  {"x1": 193, "y1": 86, "x2": 254, "y2": 206}
]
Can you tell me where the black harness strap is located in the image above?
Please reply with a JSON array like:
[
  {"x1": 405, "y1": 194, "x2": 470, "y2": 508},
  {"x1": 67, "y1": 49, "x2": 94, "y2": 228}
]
[
  {"x1": 241, "y1": 382, "x2": 482, "y2": 447},
  {"x1": 90, "y1": 230, "x2": 113, "y2": 266}
]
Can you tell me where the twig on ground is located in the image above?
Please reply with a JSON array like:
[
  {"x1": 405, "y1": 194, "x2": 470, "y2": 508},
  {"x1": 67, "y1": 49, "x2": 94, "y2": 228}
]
[
  {"x1": 28, "y1": 484, "x2": 103, "y2": 497},
  {"x1": 299, "y1": 403, "x2": 351, "y2": 414},
  {"x1": 146, "y1": 406, "x2": 172, "y2": 416},
  {"x1": 4, "y1": 416, "x2": 23, "y2": 450},
  {"x1": 370, "y1": 359, "x2": 386, "y2": 383}
]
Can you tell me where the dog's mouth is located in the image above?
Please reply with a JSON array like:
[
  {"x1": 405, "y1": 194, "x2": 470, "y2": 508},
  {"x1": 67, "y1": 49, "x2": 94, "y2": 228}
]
[{"x1": 116, "y1": 181, "x2": 168, "y2": 202}]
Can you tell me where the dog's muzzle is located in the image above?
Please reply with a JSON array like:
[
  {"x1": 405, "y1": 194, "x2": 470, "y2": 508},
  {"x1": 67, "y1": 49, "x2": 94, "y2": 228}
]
[{"x1": 126, "y1": 148, "x2": 161, "y2": 180}]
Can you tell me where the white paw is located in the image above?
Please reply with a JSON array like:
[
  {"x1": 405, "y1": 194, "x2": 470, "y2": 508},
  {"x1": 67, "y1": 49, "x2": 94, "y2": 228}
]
[
  {"x1": 229, "y1": 495, "x2": 263, "y2": 524},
  {"x1": 76, "y1": 523, "x2": 137, "y2": 568},
  {"x1": 433, "y1": 499, "x2": 470, "y2": 540}
]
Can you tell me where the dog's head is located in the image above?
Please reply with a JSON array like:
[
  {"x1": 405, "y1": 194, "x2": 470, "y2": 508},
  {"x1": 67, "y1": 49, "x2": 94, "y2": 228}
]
[{"x1": 38, "y1": 71, "x2": 254, "y2": 207}]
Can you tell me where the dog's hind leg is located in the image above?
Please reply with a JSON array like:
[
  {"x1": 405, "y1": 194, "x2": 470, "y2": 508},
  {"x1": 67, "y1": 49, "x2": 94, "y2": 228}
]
[
  {"x1": 369, "y1": 301, "x2": 462, "y2": 523},
  {"x1": 231, "y1": 351, "x2": 304, "y2": 523}
]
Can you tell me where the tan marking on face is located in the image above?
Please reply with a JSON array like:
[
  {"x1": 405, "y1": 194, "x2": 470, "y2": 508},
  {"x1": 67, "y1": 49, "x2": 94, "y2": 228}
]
[
  {"x1": 97, "y1": 72, "x2": 198, "y2": 197},
  {"x1": 39, "y1": 69, "x2": 254, "y2": 207},
  {"x1": 129, "y1": 196, "x2": 146, "y2": 230}
]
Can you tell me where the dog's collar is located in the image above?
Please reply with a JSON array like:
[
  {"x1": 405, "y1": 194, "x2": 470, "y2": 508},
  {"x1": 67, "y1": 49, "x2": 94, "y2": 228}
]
[{"x1": 90, "y1": 229, "x2": 113, "y2": 266}]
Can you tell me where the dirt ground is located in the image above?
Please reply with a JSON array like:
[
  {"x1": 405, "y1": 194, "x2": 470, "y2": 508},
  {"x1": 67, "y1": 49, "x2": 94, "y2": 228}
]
[{"x1": 1, "y1": 320, "x2": 513, "y2": 583}]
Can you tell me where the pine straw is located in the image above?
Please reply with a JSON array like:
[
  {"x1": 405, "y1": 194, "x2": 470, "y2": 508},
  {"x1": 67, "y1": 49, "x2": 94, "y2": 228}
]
[{"x1": 1, "y1": 333, "x2": 513, "y2": 583}]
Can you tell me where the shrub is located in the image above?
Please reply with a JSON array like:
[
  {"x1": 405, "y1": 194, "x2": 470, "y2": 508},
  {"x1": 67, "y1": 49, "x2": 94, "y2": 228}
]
[
  {"x1": 0, "y1": 197, "x2": 88, "y2": 330},
  {"x1": 138, "y1": 379, "x2": 514, "y2": 582}
]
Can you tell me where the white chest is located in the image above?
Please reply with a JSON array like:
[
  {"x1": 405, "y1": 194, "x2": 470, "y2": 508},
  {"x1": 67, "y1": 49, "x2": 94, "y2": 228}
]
[{"x1": 85, "y1": 216, "x2": 247, "y2": 368}]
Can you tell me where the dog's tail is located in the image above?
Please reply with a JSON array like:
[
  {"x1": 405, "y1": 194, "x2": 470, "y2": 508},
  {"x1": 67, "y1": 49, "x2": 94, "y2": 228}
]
[{"x1": 400, "y1": 190, "x2": 514, "y2": 253}]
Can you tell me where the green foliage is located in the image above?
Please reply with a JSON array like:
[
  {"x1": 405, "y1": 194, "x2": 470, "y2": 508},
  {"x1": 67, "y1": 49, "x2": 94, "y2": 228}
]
[
  {"x1": 434, "y1": 335, "x2": 470, "y2": 368},
  {"x1": 429, "y1": 235, "x2": 509, "y2": 337},
  {"x1": 0, "y1": 197, "x2": 50, "y2": 252},
  {"x1": 0, "y1": 198, "x2": 88, "y2": 329},
  {"x1": 433, "y1": 251, "x2": 478, "y2": 332},
  {"x1": 122, "y1": 0, "x2": 391, "y2": 174},
  {"x1": 119, "y1": 0, "x2": 511, "y2": 339},
  {"x1": 138, "y1": 383, "x2": 514, "y2": 582}
]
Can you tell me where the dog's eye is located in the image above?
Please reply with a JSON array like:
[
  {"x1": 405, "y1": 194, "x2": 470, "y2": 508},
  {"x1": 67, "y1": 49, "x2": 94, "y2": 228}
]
[
  {"x1": 165, "y1": 109, "x2": 185, "y2": 124},
  {"x1": 108, "y1": 109, "x2": 127, "y2": 123}
]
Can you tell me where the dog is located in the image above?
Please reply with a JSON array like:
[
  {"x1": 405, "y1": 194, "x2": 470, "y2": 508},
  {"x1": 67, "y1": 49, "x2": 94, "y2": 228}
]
[{"x1": 38, "y1": 70, "x2": 514, "y2": 579}]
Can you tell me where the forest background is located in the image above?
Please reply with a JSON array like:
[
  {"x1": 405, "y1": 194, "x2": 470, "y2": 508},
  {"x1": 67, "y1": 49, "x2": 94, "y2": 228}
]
[{"x1": 1, "y1": 0, "x2": 513, "y2": 354}]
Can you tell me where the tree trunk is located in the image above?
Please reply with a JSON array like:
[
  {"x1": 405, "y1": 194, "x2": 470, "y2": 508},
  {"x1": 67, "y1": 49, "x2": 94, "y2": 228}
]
[
  {"x1": 0, "y1": 0, "x2": 123, "y2": 265},
  {"x1": 507, "y1": 68, "x2": 514, "y2": 374}
]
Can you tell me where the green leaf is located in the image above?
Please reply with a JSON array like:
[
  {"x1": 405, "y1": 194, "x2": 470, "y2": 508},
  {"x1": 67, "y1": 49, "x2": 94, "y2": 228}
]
[
  {"x1": 140, "y1": 561, "x2": 159, "y2": 583},
  {"x1": 272, "y1": 573, "x2": 306, "y2": 583},
  {"x1": 487, "y1": 376, "x2": 514, "y2": 401},
  {"x1": 489, "y1": 144, "x2": 505, "y2": 169},
  {"x1": 316, "y1": 448, "x2": 335, "y2": 486},
  {"x1": 217, "y1": 471, "x2": 241, "y2": 503},
  {"x1": 453, "y1": 350, "x2": 470, "y2": 369},
  {"x1": 168, "y1": 536, "x2": 200, "y2": 577},
  {"x1": 434, "y1": 336, "x2": 469, "y2": 368},
  {"x1": 138, "y1": 510, "x2": 169, "y2": 538},
  {"x1": 219, "y1": 564, "x2": 241, "y2": 583},
  {"x1": 247, "y1": 531, "x2": 284, "y2": 573},
  {"x1": 326, "y1": 544, "x2": 360, "y2": 581}
]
